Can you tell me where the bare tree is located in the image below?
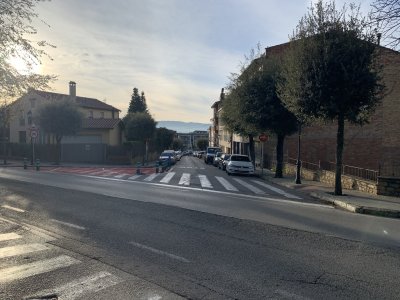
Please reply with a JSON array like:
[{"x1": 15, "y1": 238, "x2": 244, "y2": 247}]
[
  {"x1": 371, "y1": 0, "x2": 400, "y2": 49},
  {"x1": 0, "y1": 0, "x2": 56, "y2": 163}
]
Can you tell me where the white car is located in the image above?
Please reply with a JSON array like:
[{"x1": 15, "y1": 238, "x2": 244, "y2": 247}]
[{"x1": 226, "y1": 154, "x2": 255, "y2": 176}]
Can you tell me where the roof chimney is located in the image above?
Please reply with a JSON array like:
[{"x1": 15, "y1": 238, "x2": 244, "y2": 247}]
[
  {"x1": 377, "y1": 32, "x2": 382, "y2": 45},
  {"x1": 69, "y1": 81, "x2": 76, "y2": 98}
]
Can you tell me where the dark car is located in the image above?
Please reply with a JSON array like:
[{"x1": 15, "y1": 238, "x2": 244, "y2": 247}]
[
  {"x1": 218, "y1": 153, "x2": 231, "y2": 170},
  {"x1": 204, "y1": 147, "x2": 222, "y2": 164}
]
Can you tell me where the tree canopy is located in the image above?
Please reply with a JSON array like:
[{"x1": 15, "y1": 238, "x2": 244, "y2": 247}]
[
  {"x1": 123, "y1": 112, "x2": 156, "y2": 142},
  {"x1": 38, "y1": 100, "x2": 83, "y2": 144},
  {"x1": 222, "y1": 47, "x2": 298, "y2": 177},
  {"x1": 278, "y1": 0, "x2": 384, "y2": 194},
  {"x1": 128, "y1": 88, "x2": 148, "y2": 113},
  {"x1": 154, "y1": 127, "x2": 175, "y2": 152},
  {"x1": 1, "y1": 0, "x2": 55, "y2": 100},
  {"x1": 196, "y1": 139, "x2": 208, "y2": 150}
]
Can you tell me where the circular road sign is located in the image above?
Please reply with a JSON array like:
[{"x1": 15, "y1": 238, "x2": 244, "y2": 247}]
[
  {"x1": 259, "y1": 134, "x2": 268, "y2": 142},
  {"x1": 31, "y1": 130, "x2": 38, "y2": 139}
]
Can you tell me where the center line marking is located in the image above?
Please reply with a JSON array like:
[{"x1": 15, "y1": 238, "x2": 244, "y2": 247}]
[
  {"x1": 1, "y1": 205, "x2": 25, "y2": 213},
  {"x1": 50, "y1": 219, "x2": 85, "y2": 230},
  {"x1": 129, "y1": 241, "x2": 190, "y2": 263}
]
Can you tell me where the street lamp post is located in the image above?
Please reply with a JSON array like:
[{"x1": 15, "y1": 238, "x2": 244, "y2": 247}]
[{"x1": 295, "y1": 123, "x2": 302, "y2": 184}]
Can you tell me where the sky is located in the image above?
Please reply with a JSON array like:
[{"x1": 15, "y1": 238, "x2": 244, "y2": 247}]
[{"x1": 30, "y1": 0, "x2": 373, "y2": 123}]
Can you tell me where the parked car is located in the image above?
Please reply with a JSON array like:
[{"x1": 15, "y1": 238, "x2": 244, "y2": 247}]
[
  {"x1": 226, "y1": 154, "x2": 254, "y2": 176},
  {"x1": 213, "y1": 151, "x2": 223, "y2": 166},
  {"x1": 204, "y1": 147, "x2": 222, "y2": 164},
  {"x1": 159, "y1": 150, "x2": 176, "y2": 165},
  {"x1": 218, "y1": 154, "x2": 231, "y2": 170},
  {"x1": 197, "y1": 151, "x2": 205, "y2": 158},
  {"x1": 175, "y1": 151, "x2": 182, "y2": 161}
]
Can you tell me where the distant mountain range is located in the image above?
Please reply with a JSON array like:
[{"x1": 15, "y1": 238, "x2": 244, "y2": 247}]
[{"x1": 157, "y1": 121, "x2": 210, "y2": 133}]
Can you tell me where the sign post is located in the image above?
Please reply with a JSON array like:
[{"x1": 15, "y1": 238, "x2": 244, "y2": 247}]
[
  {"x1": 29, "y1": 125, "x2": 39, "y2": 165},
  {"x1": 258, "y1": 134, "x2": 268, "y2": 176}
]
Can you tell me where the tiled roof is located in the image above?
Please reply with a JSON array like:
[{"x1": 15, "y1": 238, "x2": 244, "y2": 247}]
[
  {"x1": 33, "y1": 90, "x2": 120, "y2": 112},
  {"x1": 81, "y1": 118, "x2": 121, "y2": 129}
]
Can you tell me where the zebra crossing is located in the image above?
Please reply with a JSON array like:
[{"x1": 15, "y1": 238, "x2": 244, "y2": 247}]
[
  {"x1": 0, "y1": 227, "x2": 175, "y2": 299},
  {"x1": 0, "y1": 231, "x2": 124, "y2": 299},
  {"x1": 107, "y1": 171, "x2": 301, "y2": 199}
]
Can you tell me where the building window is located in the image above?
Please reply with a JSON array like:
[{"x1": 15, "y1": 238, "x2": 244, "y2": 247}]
[
  {"x1": 19, "y1": 110, "x2": 25, "y2": 126},
  {"x1": 27, "y1": 111, "x2": 32, "y2": 125},
  {"x1": 100, "y1": 112, "x2": 104, "y2": 118},
  {"x1": 88, "y1": 111, "x2": 93, "y2": 118},
  {"x1": 19, "y1": 131, "x2": 27, "y2": 144},
  {"x1": 30, "y1": 98, "x2": 36, "y2": 108}
]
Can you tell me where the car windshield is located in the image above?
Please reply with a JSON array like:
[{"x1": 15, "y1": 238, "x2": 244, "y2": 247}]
[
  {"x1": 231, "y1": 156, "x2": 250, "y2": 162},
  {"x1": 160, "y1": 153, "x2": 173, "y2": 157},
  {"x1": 223, "y1": 155, "x2": 231, "y2": 160},
  {"x1": 207, "y1": 148, "x2": 221, "y2": 154}
]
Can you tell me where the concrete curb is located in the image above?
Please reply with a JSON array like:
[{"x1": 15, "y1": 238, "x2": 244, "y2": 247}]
[{"x1": 310, "y1": 192, "x2": 400, "y2": 219}]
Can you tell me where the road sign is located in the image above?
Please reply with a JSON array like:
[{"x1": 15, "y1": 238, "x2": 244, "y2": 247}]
[
  {"x1": 259, "y1": 134, "x2": 268, "y2": 142},
  {"x1": 31, "y1": 131, "x2": 38, "y2": 138}
]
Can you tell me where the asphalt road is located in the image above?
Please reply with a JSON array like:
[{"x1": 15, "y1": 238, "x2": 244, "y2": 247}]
[{"x1": 0, "y1": 157, "x2": 400, "y2": 299}]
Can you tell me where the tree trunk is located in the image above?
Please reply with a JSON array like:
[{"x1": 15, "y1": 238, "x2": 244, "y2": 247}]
[
  {"x1": 275, "y1": 134, "x2": 285, "y2": 178},
  {"x1": 248, "y1": 134, "x2": 255, "y2": 167},
  {"x1": 335, "y1": 115, "x2": 345, "y2": 195}
]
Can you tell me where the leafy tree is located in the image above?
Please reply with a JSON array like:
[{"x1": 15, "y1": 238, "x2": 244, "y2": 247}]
[
  {"x1": 38, "y1": 100, "x2": 83, "y2": 163},
  {"x1": 154, "y1": 127, "x2": 175, "y2": 152},
  {"x1": 123, "y1": 112, "x2": 157, "y2": 162},
  {"x1": 371, "y1": 0, "x2": 400, "y2": 49},
  {"x1": 171, "y1": 138, "x2": 183, "y2": 151},
  {"x1": 196, "y1": 139, "x2": 208, "y2": 150},
  {"x1": 279, "y1": 1, "x2": 384, "y2": 195},
  {"x1": 128, "y1": 88, "x2": 148, "y2": 113},
  {"x1": 240, "y1": 54, "x2": 298, "y2": 177}
]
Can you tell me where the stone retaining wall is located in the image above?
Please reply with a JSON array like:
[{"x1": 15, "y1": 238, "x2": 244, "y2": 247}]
[{"x1": 283, "y1": 163, "x2": 378, "y2": 195}]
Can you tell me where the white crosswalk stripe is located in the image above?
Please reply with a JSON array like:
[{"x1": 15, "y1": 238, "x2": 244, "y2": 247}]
[
  {"x1": 114, "y1": 173, "x2": 130, "y2": 179},
  {"x1": 32, "y1": 271, "x2": 124, "y2": 300},
  {"x1": 0, "y1": 255, "x2": 80, "y2": 283},
  {"x1": 179, "y1": 173, "x2": 191, "y2": 186},
  {"x1": 144, "y1": 173, "x2": 161, "y2": 181},
  {"x1": 232, "y1": 178, "x2": 264, "y2": 194},
  {"x1": 0, "y1": 232, "x2": 21, "y2": 242},
  {"x1": 128, "y1": 174, "x2": 141, "y2": 180},
  {"x1": 198, "y1": 175, "x2": 213, "y2": 188},
  {"x1": 0, "y1": 243, "x2": 48, "y2": 259},
  {"x1": 252, "y1": 180, "x2": 302, "y2": 199},
  {"x1": 215, "y1": 176, "x2": 239, "y2": 191},
  {"x1": 160, "y1": 172, "x2": 175, "y2": 183}
]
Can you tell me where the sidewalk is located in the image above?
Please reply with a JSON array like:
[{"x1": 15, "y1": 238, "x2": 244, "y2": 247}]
[{"x1": 258, "y1": 169, "x2": 400, "y2": 219}]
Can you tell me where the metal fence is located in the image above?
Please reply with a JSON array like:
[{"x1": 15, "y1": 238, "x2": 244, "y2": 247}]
[{"x1": 288, "y1": 158, "x2": 379, "y2": 182}]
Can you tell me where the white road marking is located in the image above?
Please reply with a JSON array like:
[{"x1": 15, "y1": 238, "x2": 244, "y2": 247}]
[
  {"x1": 179, "y1": 173, "x2": 191, "y2": 186},
  {"x1": 0, "y1": 232, "x2": 22, "y2": 242},
  {"x1": 128, "y1": 174, "x2": 142, "y2": 180},
  {"x1": 198, "y1": 175, "x2": 213, "y2": 189},
  {"x1": 160, "y1": 172, "x2": 175, "y2": 183},
  {"x1": 32, "y1": 271, "x2": 123, "y2": 300},
  {"x1": 252, "y1": 180, "x2": 302, "y2": 199},
  {"x1": 2, "y1": 205, "x2": 25, "y2": 213},
  {"x1": 80, "y1": 175, "x2": 333, "y2": 209},
  {"x1": 129, "y1": 241, "x2": 190, "y2": 263},
  {"x1": 51, "y1": 219, "x2": 85, "y2": 230},
  {"x1": 114, "y1": 173, "x2": 130, "y2": 179},
  {"x1": 0, "y1": 243, "x2": 48, "y2": 259},
  {"x1": 144, "y1": 173, "x2": 160, "y2": 182},
  {"x1": 233, "y1": 178, "x2": 264, "y2": 194},
  {"x1": 215, "y1": 176, "x2": 239, "y2": 191},
  {"x1": 0, "y1": 255, "x2": 80, "y2": 283}
]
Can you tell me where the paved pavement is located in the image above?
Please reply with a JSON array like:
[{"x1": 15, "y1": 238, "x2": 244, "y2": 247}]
[{"x1": 259, "y1": 169, "x2": 400, "y2": 218}]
